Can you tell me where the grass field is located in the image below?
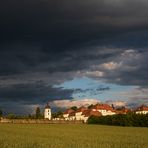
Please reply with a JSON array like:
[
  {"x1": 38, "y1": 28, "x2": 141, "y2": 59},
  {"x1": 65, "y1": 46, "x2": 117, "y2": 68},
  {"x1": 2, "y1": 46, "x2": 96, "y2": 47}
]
[{"x1": 0, "y1": 124, "x2": 147, "y2": 148}]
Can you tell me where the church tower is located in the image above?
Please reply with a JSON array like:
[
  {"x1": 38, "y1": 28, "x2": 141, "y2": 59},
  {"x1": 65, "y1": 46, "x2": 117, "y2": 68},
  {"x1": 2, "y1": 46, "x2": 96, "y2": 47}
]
[{"x1": 44, "y1": 103, "x2": 51, "y2": 120}]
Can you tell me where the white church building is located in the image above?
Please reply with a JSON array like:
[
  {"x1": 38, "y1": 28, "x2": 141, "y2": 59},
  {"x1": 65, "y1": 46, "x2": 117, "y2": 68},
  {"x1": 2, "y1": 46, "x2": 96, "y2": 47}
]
[{"x1": 44, "y1": 103, "x2": 51, "y2": 120}]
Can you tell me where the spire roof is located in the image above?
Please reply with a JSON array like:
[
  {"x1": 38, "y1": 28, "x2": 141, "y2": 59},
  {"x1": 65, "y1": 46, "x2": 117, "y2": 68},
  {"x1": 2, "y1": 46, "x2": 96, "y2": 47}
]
[{"x1": 45, "y1": 103, "x2": 50, "y2": 109}]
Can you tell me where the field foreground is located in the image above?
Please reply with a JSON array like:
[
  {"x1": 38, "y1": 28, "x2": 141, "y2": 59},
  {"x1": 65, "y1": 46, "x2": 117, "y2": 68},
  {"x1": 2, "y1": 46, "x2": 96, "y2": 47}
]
[{"x1": 0, "y1": 124, "x2": 147, "y2": 148}]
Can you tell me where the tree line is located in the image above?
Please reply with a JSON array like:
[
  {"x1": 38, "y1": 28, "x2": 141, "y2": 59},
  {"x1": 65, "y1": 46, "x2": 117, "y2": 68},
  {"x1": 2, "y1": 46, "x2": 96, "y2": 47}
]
[
  {"x1": 87, "y1": 113, "x2": 148, "y2": 127},
  {"x1": 0, "y1": 107, "x2": 44, "y2": 119},
  {"x1": 0, "y1": 107, "x2": 64, "y2": 119}
]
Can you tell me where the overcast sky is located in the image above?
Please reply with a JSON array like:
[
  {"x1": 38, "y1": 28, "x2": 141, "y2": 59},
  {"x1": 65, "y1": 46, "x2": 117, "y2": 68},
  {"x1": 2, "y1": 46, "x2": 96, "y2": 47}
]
[{"x1": 0, "y1": 0, "x2": 148, "y2": 114}]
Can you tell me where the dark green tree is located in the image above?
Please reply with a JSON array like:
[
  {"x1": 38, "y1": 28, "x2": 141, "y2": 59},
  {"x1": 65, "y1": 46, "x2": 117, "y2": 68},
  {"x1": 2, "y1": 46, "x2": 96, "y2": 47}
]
[
  {"x1": 56, "y1": 111, "x2": 63, "y2": 118},
  {"x1": 35, "y1": 107, "x2": 41, "y2": 119},
  {"x1": 87, "y1": 113, "x2": 148, "y2": 127},
  {"x1": 7, "y1": 113, "x2": 17, "y2": 119},
  {"x1": 70, "y1": 106, "x2": 78, "y2": 111},
  {"x1": 88, "y1": 104, "x2": 94, "y2": 109},
  {"x1": 0, "y1": 109, "x2": 3, "y2": 117},
  {"x1": 52, "y1": 111, "x2": 63, "y2": 118},
  {"x1": 111, "y1": 104, "x2": 115, "y2": 110}
]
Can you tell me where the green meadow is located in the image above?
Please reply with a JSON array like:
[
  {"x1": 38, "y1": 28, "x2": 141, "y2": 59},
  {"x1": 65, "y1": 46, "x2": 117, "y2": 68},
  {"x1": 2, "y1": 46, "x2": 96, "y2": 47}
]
[{"x1": 0, "y1": 124, "x2": 147, "y2": 148}]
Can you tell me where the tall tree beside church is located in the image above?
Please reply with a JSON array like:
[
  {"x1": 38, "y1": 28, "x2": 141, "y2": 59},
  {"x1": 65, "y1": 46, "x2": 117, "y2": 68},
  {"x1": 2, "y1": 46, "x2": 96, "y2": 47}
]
[
  {"x1": 35, "y1": 107, "x2": 41, "y2": 119},
  {"x1": 0, "y1": 109, "x2": 3, "y2": 117}
]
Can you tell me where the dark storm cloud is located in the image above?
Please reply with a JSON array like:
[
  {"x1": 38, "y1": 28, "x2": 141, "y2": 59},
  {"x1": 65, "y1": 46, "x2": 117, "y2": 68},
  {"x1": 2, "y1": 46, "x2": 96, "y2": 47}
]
[
  {"x1": 0, "y1": 0, "x2": 148, "y2": 113},
  {"x1": 0, "y1": 82, "x2": 74, "y2": 104},
  {"x1": 0, "y1": 81, "x2": 74, "y2": 114},
  {"x1": 1, "y1": 0, "x2": 148, "y2": 45}
]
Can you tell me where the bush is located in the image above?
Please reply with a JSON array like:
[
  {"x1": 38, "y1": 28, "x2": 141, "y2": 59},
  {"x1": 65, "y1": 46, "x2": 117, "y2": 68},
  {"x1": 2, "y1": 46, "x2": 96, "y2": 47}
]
[
  {"x1": 87, "y1": 113, "x2": 148, "y2": 127},
  {"x1": 6, "y1": 114, "x2": 17, "y2": 119}
]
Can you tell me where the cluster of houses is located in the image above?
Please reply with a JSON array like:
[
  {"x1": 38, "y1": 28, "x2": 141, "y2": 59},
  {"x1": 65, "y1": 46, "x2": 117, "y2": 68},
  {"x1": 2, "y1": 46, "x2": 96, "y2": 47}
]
[
  {"x1": 44, "y1": 103, "x2": 148, "y2": 123},
  {"x1": 63, "y1": 104, "x2": 125, "y2": 122},
  {"x1": 135, "y1": 105, "x2": 148, "y2": 114}
]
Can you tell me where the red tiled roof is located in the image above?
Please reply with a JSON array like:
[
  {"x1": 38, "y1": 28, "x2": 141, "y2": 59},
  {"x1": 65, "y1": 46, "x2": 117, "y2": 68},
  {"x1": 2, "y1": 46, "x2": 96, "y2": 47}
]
[
  {"x1": 63, "y1": 109, "x2": 75, "y2": 114},
  {"x1": 115, "y1": 110, "x2": 125, "y2": 114},
  {"x1": 124, "y1": 108, "x2": 132, "y2": 113},
  {"x1": 68, "y1": 112, "x2": 76, "y2": 117},
  {"x1": 115, "y1": 108, "x2": 130, "y2": 114},
  {"x1": 82, "y1": 109, "x2": 102, "y2": 117},
  {"x1": 76, "y1": 106, "x2": 87, "y2": 113},
  {"x1": 136, "y1": 105, "x2": 148, "y2": 111},
  {"x1": 92, "y1": 103, "x2": 114, "y2": 111},
  {"x1": 90, "y1": 110, "x2": 102, "y2": 117},
  {"x1": 82, "y1": 109, "x2": 91, "y2": 116}
]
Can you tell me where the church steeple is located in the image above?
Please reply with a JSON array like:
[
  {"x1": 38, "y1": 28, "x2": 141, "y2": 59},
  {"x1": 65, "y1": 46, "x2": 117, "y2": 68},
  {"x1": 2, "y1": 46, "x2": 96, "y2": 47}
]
[
  {"x1": 44, "y1": 103, "x2": 51, "y2": 120},
  {"x1": 45, "y1": 103, "x2": 50, "y2": 109}
]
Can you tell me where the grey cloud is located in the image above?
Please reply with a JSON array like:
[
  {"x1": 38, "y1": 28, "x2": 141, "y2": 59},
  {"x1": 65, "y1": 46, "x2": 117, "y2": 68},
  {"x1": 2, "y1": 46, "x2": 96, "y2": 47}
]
[
  {"x1": 86, "y1": 49, "x2": 148, "y2": 87},
  {"x1": 73, "y1": 86, "x2": 110, "y2": 96},
  {"x1": 105, "y1": 100, "x2": 127, "y2": 107},
  {"x1": 0, "y1": 82, "x2": 74, "y2": 104},
  {"x1": 127, "y1": 97, "x2": 148, "y2": 108},
  {"x1": 0, "y1": 0, "x2": 148, "y2": 113}
]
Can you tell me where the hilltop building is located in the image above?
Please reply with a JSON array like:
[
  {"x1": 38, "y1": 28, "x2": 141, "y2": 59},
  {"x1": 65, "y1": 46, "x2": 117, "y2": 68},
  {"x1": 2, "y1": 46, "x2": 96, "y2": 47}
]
[
  {"x1": 62, "y1": 103, "x2": 116, "y2": 122},
  {"x1": 63, "y1": 109, "x2": 74, "y2": 120},
  {"x1": 75, "y1": 106, "x2": 87, "y2": 120},
  {"x1": 115, "y1": 106, "x2": 130, "y2": 114},
  {"x1": 47, "y1": 102, "x2": 148, "y2": 123},
  {"x1": 82, "y1": 109, "x2": 102, "y2": 122},
  {"x1": 135, "y1": 105, "x2": 148, "y2": 114},
  {"x1": 91, "y1": 103, "x2": 116, "y2": 116},
  {"x1": 44, "y1": 103, "x2": 51, "y2": 120}
]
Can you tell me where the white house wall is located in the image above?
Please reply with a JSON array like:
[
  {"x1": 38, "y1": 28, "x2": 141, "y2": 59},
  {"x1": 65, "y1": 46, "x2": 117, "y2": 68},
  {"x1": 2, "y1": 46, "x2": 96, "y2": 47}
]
[
  {"x1": 75, "y1": 112, "x2": 83, "y2": 120},
  {"x1": 136, "y1": 111, "x2": 148, "y2": 114}
]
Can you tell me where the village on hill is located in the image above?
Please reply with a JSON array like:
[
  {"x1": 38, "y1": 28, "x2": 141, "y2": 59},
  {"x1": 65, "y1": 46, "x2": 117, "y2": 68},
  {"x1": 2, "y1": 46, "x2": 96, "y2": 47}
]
[
  {"x1": 45, "y1": 103, "x2": 148, "y2": 123},
  {"x1": 0, "y1": 102, "x2": 148, "y2": 124}
]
